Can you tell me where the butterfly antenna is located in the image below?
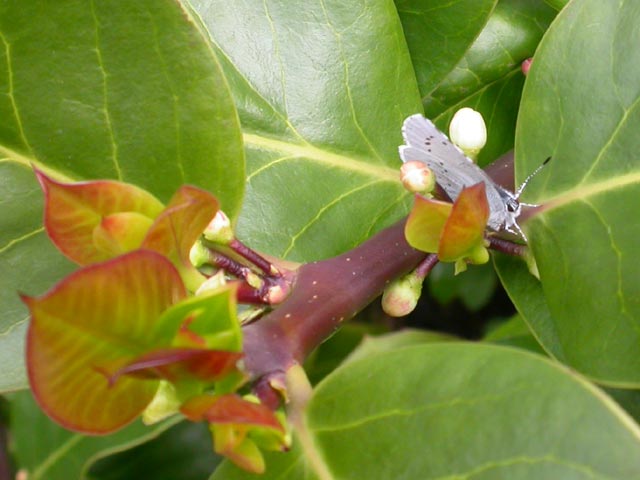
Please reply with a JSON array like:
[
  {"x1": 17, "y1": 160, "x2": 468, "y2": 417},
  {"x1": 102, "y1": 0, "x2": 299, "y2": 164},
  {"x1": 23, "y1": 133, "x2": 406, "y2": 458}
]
[{"x1": 515, "y1": 156, "x2": 551, "y2": 199}]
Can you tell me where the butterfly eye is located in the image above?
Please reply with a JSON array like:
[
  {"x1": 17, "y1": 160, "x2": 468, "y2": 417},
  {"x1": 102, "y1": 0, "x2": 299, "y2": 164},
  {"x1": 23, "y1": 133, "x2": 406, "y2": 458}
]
[{"x1": 506, "y1": 199, "x2": 519, "y2": 213}]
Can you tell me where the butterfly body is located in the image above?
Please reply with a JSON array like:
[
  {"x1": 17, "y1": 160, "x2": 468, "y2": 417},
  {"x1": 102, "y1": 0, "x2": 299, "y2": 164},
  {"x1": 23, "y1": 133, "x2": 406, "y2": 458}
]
[{"x1": 399, "y1": 114, "x2": 522, "y2": 235}]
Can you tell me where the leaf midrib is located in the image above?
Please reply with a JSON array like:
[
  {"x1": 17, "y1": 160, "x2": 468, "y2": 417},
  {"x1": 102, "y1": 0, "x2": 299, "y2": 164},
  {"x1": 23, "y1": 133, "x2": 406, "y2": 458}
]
[
  {"x1": 243, "y1": 132, "x2": 400, "y2": 182},
  {"x1": 536, "y1": 170, "x2": 640, "y2": 213}
]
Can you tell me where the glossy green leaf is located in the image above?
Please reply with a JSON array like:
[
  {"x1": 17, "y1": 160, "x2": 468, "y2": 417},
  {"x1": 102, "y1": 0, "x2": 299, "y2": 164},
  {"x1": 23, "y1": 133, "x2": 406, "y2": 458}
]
[
  {"x1": 0, "y1": 0, "x2": 243, "y2": 392},
  {"x1": 345, "y1": 328, "x2": 455, "y2": 364},
  {"x1": 8, "y1": 390, "x2": 180, "y2": 480},
  {"x1": 395, "y1": 0, "x2": 497, "y2": 97},
  {"x1": 214, "y1": 343, "x2": 640, "y2": 479},
  {"x1": 192, "y1": 0, "x2": 421, "y2": 262},
  {"x1": 25, "y1": 250, "x2": 187, "y2": 433},
  {"x1": 424, "y1": 0, "x2": 555, "y2": 115},
  {"x1": 423, "y1": 0, "x2": 556, "y2": 166},
  {"x1": 494, "y1": 254, "x2": 567, "y2": 362},
  {"x1": 508, "y1": 0, "x2": 640, "y2": 385}
]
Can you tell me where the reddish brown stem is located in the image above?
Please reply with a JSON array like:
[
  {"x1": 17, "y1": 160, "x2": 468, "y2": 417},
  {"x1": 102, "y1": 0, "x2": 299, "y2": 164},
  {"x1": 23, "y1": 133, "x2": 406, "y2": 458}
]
[
  {"x1": 229, "y1": 238, "x2": 280, "y2": 276},
  {"x1": 241, "y1": 152, "x2": 520, "y2": 388},
  {"x1": 414, "y1": 253, "x2": 439, "y2": 280},
  {"x1": 242, "y1": 219, "x2": 426, "y2": 380}
]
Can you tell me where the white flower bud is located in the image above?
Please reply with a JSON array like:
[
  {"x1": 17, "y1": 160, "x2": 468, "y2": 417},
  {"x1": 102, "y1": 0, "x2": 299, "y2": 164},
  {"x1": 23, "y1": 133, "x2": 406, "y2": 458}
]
[
  {"x1": 400, "y1": 161, "x2": 436, "y2": 194},
  {"x1": 449, "y1": 107, "x2": 487, "y2": 161}
]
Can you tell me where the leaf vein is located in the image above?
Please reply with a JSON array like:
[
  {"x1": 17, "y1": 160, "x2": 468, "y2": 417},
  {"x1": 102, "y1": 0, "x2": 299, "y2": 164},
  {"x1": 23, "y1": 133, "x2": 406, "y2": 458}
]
[
  {"x1": 281, "y1": 179, "x2": 384, "y2": 258},
  {"x1": 0, "y1": 32, "x2": 34, "y2": 155},
  {"x1": 89, "y1": 0, "x2": 122, "y2": 180},
  {"x1": 0, "y1": 227, "x2": 45, "y2": 253}
]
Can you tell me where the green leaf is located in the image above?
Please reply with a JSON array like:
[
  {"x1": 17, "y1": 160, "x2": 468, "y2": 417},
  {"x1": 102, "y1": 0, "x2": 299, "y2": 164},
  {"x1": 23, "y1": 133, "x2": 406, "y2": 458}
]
[
  {"x1": 395, "y1": 0, "x2": 497, "y2": 97},
  {"x1": 8, "y1": 390, "x2": 180, "y2": 480},
  {"x1": 423, "y1": 0, "x2": 556, "y2": 166},
  {"x1": 424, "y1": 0, "x2": 555, "y2": 115},
  {"x1": 484, "y1": 313, "x2": 547, "y2": 354},
  {"x1": 192, "y1": 0, "x2": 422, "y2": 262},
  {"x1": 494, "y1": 254, "x2": 567, "y2": 362},
  {"x1": 345, "y1": 328, "x2": 455, "y2": 364},
  {"x1": 508, "y1": 0, "x2": 640, "y2": 385},
  {"x1": 0, "y1": 0, "x2": 243, "y2": 391},
  {"x1": 214, "y1": 344, "x2": 640, "y2": 479},
  {"x1": 25, "y1": 250, "x2": 187, "y2": 433}
]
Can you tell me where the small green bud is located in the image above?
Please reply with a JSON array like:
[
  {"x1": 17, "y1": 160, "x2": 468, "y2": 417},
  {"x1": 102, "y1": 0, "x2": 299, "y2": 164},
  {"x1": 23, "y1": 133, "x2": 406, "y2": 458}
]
[
  {"x1": 203, "y1": 210, "x2": 234, "y2": 245},
  {"x1": 189, "y1": 240, "x2": 211, "y2": 268},
  {"x1": 381, "y1": 271, "x2": 423, "y2": 317},
  {"x1": 195, "y1": 270, "x2": 227, "y2": 295}
]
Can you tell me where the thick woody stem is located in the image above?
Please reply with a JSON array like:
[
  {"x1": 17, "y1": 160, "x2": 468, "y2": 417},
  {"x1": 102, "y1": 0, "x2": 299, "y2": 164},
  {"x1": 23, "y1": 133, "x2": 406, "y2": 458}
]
[
  {"x1": 242, "y1": 219, "x2": 426, "y2": 381},
  {"x1": 241, "y1": 151, "x2": 521, "y2": 389}
]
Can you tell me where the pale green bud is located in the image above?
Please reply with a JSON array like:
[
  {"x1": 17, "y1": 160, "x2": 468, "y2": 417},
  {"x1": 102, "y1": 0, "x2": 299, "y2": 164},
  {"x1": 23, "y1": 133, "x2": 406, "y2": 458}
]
[
  {"x1": 381, "y1": 272, "x2": 423, "y2": 317},
  {"x1": 203, "y1": 210, "x2": 234, "y2": 245}
]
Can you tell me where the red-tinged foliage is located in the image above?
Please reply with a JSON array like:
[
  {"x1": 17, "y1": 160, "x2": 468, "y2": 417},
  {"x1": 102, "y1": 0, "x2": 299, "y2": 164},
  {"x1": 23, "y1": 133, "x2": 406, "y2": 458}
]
[
  {"x1": 404, "y1": 194, "x2": 452, "y2": 253},
  {"x1": 23, "y1": 250, "x2": 187, "y2": 434},
  {"x1": 35, "y1": 170, "x2": 164, "y2": 265},
  {"x1": 142, "y1": 185, "x2": 219, "y2": 269},
  {"x1": 181, "y1": 394, "x2": 283, "y2": 431},
  {"x1": 105, "y1": 348, "x2": 243, "y2": 385},
  {"x1": 438, "y1": 183, "x2": 490, "y2": 261},
  {"x1": 404, "y1": 184, "x2": 490, "y2": 263}
]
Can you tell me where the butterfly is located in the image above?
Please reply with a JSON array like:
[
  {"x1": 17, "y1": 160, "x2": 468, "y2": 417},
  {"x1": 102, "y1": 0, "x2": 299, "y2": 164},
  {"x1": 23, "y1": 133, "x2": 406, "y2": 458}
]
[{"x1": 399, "y1": 114, "x2": 547, "y2": 241}]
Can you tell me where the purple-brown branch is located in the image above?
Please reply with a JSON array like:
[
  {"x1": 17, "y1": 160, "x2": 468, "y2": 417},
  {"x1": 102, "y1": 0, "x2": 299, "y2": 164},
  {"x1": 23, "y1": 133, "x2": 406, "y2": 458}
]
[{"x1": 240, "y1": 151, "x2": 524, "y2": 399}]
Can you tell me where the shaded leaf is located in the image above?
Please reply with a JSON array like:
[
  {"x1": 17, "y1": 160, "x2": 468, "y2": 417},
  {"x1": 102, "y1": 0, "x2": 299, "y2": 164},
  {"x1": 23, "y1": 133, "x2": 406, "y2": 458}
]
[
  {"x1": 24, "y1": 250, "x2": 186, "y2": 433},
  {"x1": 395, "y1": 0, "x2": 497, "y2": 97},
  {"x1": 89, "y1": 421, "x2": 221, "y2": 480},
  {"x1": 422, "y1": 0, "x2": 556, "y2": 167},
  {"x1": 8, "y1": 389, "x2": 179, "y2": 480}
]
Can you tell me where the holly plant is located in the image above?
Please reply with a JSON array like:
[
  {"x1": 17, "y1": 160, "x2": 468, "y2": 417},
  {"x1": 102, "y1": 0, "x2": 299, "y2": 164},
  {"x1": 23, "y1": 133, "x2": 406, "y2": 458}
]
[{"x1": 2, "y1": 1, "x2": 640, "y2": 479}]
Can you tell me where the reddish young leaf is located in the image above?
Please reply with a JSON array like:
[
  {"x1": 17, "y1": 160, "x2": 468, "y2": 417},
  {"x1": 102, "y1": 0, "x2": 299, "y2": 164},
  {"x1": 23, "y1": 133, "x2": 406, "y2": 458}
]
[
  {"x1": 180, "y1": 394, "x2": 283, "y2": 431},
  {"x1": 24, "y1": 250, "x2": 187, "y2": 434},
  {"x1": 438, "y1": 183, "x2": 490, "y2": 262},
  {"x1": 404, "y1": 194, "x2": 452, "y2": 253},
  {"x1": 35, "y1": 170, "x2": 164, "y2": 265},
  {"x1": 105, "y1": 347, "x2": 243, "y2": 385},
  {"x1": 142, "y1": 185, "x2": 219, "y2": 269},
  {"x1": 181, "y1": 394, "x2": 287, "y2": 473}
]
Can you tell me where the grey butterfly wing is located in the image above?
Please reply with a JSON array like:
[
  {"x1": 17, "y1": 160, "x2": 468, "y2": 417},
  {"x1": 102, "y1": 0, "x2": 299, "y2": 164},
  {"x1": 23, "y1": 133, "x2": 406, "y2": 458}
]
[{"x1": 399, "y1": 114, "x2": 510, "y2": 230}]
